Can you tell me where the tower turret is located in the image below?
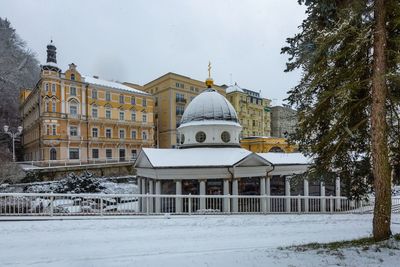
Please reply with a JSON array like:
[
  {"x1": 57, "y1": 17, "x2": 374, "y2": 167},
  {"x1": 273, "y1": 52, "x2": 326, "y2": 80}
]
[{"x1": 41, "y1": 40, "x2": 61, "y2": 73}]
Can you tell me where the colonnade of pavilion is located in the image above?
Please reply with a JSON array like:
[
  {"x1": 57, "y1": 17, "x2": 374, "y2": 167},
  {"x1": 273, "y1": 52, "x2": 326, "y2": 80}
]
[{"x1": 136, "y1": 175, "x2": 342, "y2": 213}]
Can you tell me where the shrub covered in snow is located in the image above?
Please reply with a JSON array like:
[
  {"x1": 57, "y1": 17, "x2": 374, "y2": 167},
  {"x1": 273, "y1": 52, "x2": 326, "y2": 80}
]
[{"x1": 53, "y1": 172, "x2": 105, "y2": 194}]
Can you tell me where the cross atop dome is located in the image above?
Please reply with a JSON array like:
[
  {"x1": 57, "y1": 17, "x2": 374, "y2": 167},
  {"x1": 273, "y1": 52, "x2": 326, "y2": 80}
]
[{"x1": 205, "y1": 61, "x2": 214, "y2": 88}]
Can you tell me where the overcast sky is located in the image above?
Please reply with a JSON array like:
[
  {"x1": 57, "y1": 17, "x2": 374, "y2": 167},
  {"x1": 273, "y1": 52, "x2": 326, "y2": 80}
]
[{"x1": 2, "y1": 0, "x2": 306, "y2": 104}]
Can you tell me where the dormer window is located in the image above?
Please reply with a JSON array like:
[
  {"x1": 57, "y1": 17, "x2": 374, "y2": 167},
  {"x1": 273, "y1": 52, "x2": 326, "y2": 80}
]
[{"x1": 71, "y1": 73, "x2": 75, "y2": 81}]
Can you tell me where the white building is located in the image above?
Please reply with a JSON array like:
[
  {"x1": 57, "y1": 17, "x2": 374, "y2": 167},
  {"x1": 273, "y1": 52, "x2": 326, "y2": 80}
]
[{"x1": 134, "y1": 77, "x2": 340, "y2": 213}]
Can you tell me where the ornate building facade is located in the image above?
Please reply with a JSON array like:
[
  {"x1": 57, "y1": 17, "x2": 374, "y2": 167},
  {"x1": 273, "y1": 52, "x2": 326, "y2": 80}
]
[
  {"x1": 224, "y1": 83, "x2": 271, "y2": 137},
  {"x1": 20, "y1": 42, "x2": 154, "y2": 162}
]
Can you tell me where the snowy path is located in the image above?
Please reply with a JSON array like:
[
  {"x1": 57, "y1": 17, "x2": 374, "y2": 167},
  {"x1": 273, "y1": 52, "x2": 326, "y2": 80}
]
[{"x1": 0, "y1": 214, "x2": 399, "y2": 266}]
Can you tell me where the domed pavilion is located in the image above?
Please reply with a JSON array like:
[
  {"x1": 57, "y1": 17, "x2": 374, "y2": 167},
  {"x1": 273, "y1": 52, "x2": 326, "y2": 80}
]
[{"x1": 134, "y1": 71, "x2": 323, "y2": 213}]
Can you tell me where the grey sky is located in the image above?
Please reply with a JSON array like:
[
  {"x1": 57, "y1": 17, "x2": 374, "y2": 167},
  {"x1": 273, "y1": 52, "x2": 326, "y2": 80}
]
[{"x1": 2, "y1": 0, "x2": 305, "y2": 104}]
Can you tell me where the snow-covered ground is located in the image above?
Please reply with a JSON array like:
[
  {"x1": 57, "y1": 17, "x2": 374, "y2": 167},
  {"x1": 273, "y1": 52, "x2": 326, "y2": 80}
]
[{"x1": 0, "y1": 214, "x2": 399, "y2": 267}]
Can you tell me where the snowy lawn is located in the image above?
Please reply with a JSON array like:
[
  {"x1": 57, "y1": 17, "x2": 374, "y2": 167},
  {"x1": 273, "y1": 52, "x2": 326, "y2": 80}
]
[{"x1": 0, "y1": 214, "x2": 399, "y2": 267}]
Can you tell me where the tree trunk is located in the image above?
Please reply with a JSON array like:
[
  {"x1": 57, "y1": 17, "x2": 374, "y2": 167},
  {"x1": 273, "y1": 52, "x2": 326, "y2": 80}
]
[{"x1": 371, "y1": 0, "x2": 392, "y2": 241}]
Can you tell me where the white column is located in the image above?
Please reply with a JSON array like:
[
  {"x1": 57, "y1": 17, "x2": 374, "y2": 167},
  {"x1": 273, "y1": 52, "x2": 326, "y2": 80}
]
[
  {"x1": 141, "y1": 179, "x2": 147, "y2": 213},
  {"x1": 266, "y1": 176, "x2": 271, "y2": 212},
  {"x1": 260, "y1": 177, "x2": 267, "y2": 213},
  {"x1": 304, "y1": 179, "x2": 309, "y2": 212},
  {"x1": 223, "y1": 179, "x2": 230, "y2": 212},
  {"x1": 148, "y1": 180, "x2": 154, "y2": 213},
  {"x1": 155, "y1": 180, "x2": 161, "y2": 213},
  {"x1": 335, "y1": 177, "x2": 341, "y2": 210},
  {"x1": 232, "y1": 179, "x2": 238, "y2": 212},
  {"x1": 320, "y1": 182, "x2": 326, "y2": 212},
  {"x1": 137, "y1": 177, "x2": 142, "y2": 212},
  {"x1": 175, "y1": 180, "x2": 182, "y2": 213},
  {"x1": 285, "y1": 176, "x2": 291, "y2": 212},
  {"x1": 200, "y1": 180, "x2": 206, "y2": 210}
]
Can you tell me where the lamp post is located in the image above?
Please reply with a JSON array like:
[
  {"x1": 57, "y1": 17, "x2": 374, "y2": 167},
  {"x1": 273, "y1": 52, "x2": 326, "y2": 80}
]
[{"x1": 2, "y1": 125, "x2": 23, "y2": 162}]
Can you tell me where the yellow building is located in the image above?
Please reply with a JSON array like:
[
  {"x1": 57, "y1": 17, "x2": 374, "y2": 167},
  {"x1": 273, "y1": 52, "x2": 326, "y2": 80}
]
[
  {"x1": 225, "y1": 83, "x2": 271, "y2": 137},
  {"x1": 143, "y1": 72, "x2": 225, "y2": 148},
  {"x1": 240, "y1": 136, "x2": 298, "y2": 153},
  {"x1": 20, "y1": 42, "x2": 154, "y2": 161}
]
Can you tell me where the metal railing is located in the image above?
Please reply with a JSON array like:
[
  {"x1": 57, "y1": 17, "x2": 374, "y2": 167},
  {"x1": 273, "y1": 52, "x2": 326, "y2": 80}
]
[
  {"x1": 1, "y1": 193, "x2": 398, "y2": 216},
  {"x1": 17, "y1": 157, "x2": 137, "y2": 168}
]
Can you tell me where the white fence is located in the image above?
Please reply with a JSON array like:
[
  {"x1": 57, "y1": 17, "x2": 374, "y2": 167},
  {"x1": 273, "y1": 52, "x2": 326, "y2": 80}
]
[
  {"x1": 18, "y1": 157, "x2": 136, "y2": 169},
  {"x1": 2, "y1": 193, "x2": 399, "y2": 216}
]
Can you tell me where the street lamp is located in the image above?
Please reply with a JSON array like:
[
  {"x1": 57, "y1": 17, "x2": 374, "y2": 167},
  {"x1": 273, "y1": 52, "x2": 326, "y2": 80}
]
[{"x1": 2, "y1": 125, "x2": 23, "y2": 162}]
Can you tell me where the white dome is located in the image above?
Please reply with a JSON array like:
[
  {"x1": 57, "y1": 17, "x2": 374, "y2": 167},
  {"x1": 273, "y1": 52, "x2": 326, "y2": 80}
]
[
  {"x1": 178, "y1": 88, "x2": 242, "y2": 148},
  {"x1": 180, "y1": 88, "x2": 239, "y2": 125}
]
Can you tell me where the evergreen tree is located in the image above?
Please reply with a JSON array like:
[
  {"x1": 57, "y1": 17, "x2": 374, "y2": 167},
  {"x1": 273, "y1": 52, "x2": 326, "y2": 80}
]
[
  {"x1": 0, "y1": 18, "x2": 39, "y2": 127},
  {"x1": 282, "y1": 0, "x2": 400, "y2": 241}
]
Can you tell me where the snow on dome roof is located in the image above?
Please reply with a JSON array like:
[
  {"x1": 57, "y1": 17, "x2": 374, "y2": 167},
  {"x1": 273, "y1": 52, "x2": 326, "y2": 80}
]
[
  {"x1": 180, "y1": 88, "x2": 239, "y2": 125},
  {"x1": 83, "y1": 76, "x2": 149, "y2": 95},
  {"x1": 226, "y1": 83, "x2": 244, "y2": 93}
]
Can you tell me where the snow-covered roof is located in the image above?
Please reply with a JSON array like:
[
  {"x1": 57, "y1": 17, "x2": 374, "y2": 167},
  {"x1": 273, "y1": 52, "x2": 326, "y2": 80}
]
[
  {"x1": 180, "y1": 88, "x2": 239, "y2": 125},
  {"x1": 83, "y1": 76, "x2": 149, "y2": 95},
  {"x1": 258, "y1": 153, "x2": 311, "y2": 165},
  {"x1": 226, "y1": 83, "x2": 244, "y2": 94},
  {"x1": 139, "y1": 147, "x2": 252, "y2": 168}
]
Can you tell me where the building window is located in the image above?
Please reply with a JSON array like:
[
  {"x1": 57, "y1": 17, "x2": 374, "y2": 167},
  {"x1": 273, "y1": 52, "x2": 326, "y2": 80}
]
[
  {"x1": 131, "y1": 111, "x2": 136, "y2": 121},
  {"x1": 119, "y1": 129, "x2": 125, "y2": 139},
  {"x1": 142, "y1": 98, "x2": 147, "y2": 107},
  {"x1": 106, "y1": 91, "x2": 111, "y2": 101},
  {"x1": 70, "y1": 126, "x2": 78, "y2": 136},
  {"x1": 51, "y1": 84, "x2": 56, "y2": 94},
  {"x1": 70, "y1": 86, "x2": 76, "y2": 96},
  {"x1": 92, "y1": 89, "x2": 98, "y2": 99},
  {"x1": 92, "y1": 149, "x2": 99, "y2": 159},
  {"x1": 142, "y1": 131, "x2": 147, "y2": 140},
  {"x1": 70, "y1": 74, "x2": 75, "y2": 81},
  {"x1": 45, "y1": 83, "x2": 49, "y2": 92},
  {"x1": 131, "y1": 130, "x2": 137, "y2": 139},
  {"x1": 195, "y1": 131, "x2": 206, "y2": 143},
  {"x1": 119, "y1": 94, "x2": 124, "y2": 104},
  {"x1": 176, "y1": 105, "x2": 184, "y2": 116},
  {"x1": 106, "y1": 149, "x2": 112, "y2": 159},
  {"x1": 92, "y1": 107, "x2": 98, "y2": 118},
  {"x1": 176, "y1": 93, "x2": 185, "y2": 102},
  {"x1": 131, "y1": 96, "x2": 135, "y2": 105},
  {"x1": 69, "y1": 148, "x2": 79, "y2": 159},
  {"x1": 175, "y1": 82, "x2": 184, "y2": 88},
  {"x1": 50, "y1": 148, "x2": 57, "y2": 160},
  {"x1": 131, "y1": 149, "x2": 137, "y2": 159},
  {"x1": 221, "y1": 131, "x2": 230, "y2": 143},
  {"x1": 52, "y1": 125, "x2": 56, "y2": 135},
  {"x1": 92, "y1": 128, "x2": 98, "y2": 138},
  {"x1": 119, "y1": 111, "x2": 125, "y2": 121},
  {"x1": 142, "y1": 113, "x2": 147, "y2": 123},
  {"x1": 52, "y1": 100, "x2": 56, "y2": 112},
  {"x1": 105, "y1": 128, "x2": 112, "y2": 138},
  {"x1": 181, "y1": 134, "x2": 185, "y2": 144},
  {"x1": 190, "y1": 86, "x2": 194, "y2": 91},
  {"x1": 45, "y1": 101, "x2": 50, "y2": 112},
  {"x1": 105, "y1": 109, "x2": 111, "y2": 119}
]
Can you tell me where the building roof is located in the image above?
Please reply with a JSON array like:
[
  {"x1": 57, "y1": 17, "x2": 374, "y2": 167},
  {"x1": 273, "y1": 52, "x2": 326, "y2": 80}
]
[
  {"x1": 226, "y1": 83, "x2": 244, "y2": 93},
  {"x1": 83, "y1": 76, "x2": 150, "y2": 95},
  {"x1": 180, "y1": 88, "x2": 239, "y2": 125},
  {"x1": 258, "y1": 152, "x2": 311, "y2": 165},
  {"x1": 138, "y1": 147, "x2": 253, "y2": 168}
]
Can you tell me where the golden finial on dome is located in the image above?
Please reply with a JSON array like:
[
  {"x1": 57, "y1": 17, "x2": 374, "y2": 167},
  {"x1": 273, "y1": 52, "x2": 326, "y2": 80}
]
[{"x1": 205, "y1": 61, "x2": 214, "y2": 88}]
